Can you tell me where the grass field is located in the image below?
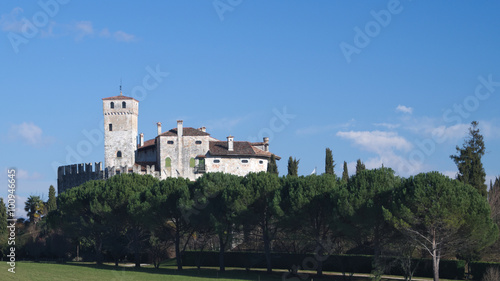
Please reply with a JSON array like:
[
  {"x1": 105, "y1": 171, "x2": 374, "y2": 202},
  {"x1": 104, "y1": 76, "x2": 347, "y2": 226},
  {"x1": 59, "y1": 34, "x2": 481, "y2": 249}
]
[{"x1": 0, "y1": 261, "x2": 447, "y2": 281}]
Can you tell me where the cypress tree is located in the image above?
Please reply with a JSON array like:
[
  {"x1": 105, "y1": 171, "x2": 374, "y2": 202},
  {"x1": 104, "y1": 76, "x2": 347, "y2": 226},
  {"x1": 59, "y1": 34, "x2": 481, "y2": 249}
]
[
  {"x1": 287, "y1": 156, "x2": 299, "y2": 176},
  {"x1": 342, "y1": 161, "x2": 349, "y2": 182},
  {"x1": 47, "y1": 185, "x2": 57, "y2": 213},
  {"x1": 267, "y1": 154, "x2": 278, "y2": 175},
  {"x1": 355, "y1": 159, "x2": 366, "y2": 175},
  {"x1": 325, "y1": 148, "x2": 335, "y2": 175}
]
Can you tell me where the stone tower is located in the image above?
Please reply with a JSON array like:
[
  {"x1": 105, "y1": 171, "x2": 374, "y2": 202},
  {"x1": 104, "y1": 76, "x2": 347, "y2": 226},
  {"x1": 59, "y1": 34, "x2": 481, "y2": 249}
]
[{"x1": 102, "y1": 94, "x2": 139, "y2": 170}]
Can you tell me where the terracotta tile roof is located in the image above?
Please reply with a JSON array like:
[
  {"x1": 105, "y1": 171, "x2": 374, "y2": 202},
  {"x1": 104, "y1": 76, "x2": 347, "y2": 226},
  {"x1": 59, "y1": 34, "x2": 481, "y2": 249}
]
[
  {"x1": 209, "y1": 141, "x2": 279, "y2": 159},
  {"x1": 102, "y1": 95, "x2": 138, "y2": 102},
  {"x1": 159, "y1": 127, "x2": 210, "y2": 137},
  {"x1": 138, "y1": 139, "x2": 156, "y2": 149}
]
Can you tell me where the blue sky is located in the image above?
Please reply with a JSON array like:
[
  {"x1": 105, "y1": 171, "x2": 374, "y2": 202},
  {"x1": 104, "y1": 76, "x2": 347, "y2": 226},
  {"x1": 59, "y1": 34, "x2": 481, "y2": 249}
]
[{"x1": 1, "y1": 1, "x2": 499, "y2": 217}]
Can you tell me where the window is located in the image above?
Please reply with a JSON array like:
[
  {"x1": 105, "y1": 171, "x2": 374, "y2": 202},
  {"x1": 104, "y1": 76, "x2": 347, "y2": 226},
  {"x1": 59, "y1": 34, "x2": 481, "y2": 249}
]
[
  {"x1": 167, "y1": 140, "x2": 174, "y2": 144},
  {"x1": 190, "y1": 158, "x2": 196, "y2": 168},
  {"x1": 195, "y1": 140, "x2": 202, "y2": 145},
  {"x1": 117, "y1": 151, "x2": 122, "y2": 157},
  {"x1": 122, "y1": 101, "x2": 126, "y2": 108},
  {"x1": 259, "y1": 160, "x2": 264, "y2": 164},
  {"x1": 165, "y1": 157, "x2": 171, "y2": 168},
  {"x1": 109, "y1": 124, "x2": 113, "y2": 131},
  {"x1": 110, "y1": 102, "x2": 114, "y2": 109},
  {"x1": 241, "y1": 159, "x2": 249, "y2": 164},
  {"x1": 213, "y1": 159, "x2": 220, "y2": 163}
]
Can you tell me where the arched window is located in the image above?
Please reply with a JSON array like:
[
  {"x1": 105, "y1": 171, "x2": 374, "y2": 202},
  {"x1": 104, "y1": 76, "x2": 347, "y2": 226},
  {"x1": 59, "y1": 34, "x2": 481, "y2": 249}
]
[
  {"x1": 122, "y1": 101, "x2": 126, "y2": 108},
  {"x1": 165, "y1": 157, "x2": 171, "y2": 168},
  {"x1": 109, "y1": 124, "x2": 113, "y2": 131},
  {"x1": 117, "y1": 151, "x2": 122, "y2": 158},
  {"x1": 110, "y1": 102, "x2": 114, "y2": 109}
]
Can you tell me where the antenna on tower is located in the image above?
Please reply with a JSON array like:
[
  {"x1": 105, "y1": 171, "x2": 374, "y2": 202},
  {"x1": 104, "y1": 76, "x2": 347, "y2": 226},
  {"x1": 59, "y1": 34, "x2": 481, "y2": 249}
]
[{"x1": 119, "y1": 78, "x2": 123, "y2": 96}]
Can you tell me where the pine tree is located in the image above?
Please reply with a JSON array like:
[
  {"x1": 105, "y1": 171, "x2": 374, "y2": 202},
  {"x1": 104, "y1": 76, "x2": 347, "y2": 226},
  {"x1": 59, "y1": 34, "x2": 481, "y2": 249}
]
[
  {"x1": 355, "y1": 159, "x2": 366, "y2": 175},
  {"x1": 342, "y1": 161, "x2": 349, "y2": 182},
  {"x1": 450, "y1": 121, "x2": 487, "y2": 196},
  {"x1": 325, "y1": 148, "x2": 335, "y2": 175},
  {"x1": 287, "y1": 156, "x2": 299, "y2": 176},
  {"x1": 267, "y1": 154, "x2": 279, "y2": 175},
  {"x1": 46, "y1": 185, "x2": 57, "y2": 213}
]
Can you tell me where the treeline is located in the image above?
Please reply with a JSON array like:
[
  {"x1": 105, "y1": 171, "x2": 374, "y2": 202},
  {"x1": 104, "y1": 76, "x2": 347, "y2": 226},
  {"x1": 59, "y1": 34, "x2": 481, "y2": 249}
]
[{"x1": 3, "y1": 169, "x2": 497, "y2": 280}]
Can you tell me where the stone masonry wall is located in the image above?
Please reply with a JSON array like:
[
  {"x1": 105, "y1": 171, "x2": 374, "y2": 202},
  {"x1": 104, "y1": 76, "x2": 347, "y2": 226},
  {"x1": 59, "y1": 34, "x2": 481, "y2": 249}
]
[{"x1": 57, "y1": 162, "x2": 104, "y2": 194}]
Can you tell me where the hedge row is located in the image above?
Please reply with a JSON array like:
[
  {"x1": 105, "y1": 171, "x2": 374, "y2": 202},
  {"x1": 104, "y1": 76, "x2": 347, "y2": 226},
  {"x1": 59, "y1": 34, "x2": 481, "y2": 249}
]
[
  {"x1": 470, "y1": 261, "x2": 500, "y2": 280},
  {"x1": 182, "y1": 251, "x2": 464, "y2": 279}
]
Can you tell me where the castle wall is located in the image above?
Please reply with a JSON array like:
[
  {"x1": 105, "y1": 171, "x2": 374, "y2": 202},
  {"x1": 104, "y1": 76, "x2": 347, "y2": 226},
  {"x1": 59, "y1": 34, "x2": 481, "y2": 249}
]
[
  {"x1": 157, "y1": 135, "x2": 210, "y2": 180},
  {"x1": 206, "y1": 157, "x2": 268, "y2": 176},
  {"x1": 57, "y1": 162, "x2": 104, "y2": 194}
]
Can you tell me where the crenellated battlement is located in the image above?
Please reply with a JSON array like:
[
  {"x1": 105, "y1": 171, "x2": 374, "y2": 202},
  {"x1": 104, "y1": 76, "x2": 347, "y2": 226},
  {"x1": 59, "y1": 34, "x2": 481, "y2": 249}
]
[
  {"x1": 57, "y1": 162, "x2": 104, "y2": 194},
  {"x1": 57, "y1": 162, "x2": 160, "y2": 194}
]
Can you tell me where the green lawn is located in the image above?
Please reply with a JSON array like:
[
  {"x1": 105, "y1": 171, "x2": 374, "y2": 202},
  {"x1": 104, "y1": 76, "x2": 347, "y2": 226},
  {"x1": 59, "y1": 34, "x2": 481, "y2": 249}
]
[{"x1": 0, "y1": 261, "x2": 447, "y2": 281}]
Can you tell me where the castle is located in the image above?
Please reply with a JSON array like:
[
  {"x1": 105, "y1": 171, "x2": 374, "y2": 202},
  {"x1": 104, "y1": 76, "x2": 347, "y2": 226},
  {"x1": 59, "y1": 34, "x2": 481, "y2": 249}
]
[{"x1": 57, "y1": 93, "x2": 279, "y2": 194}]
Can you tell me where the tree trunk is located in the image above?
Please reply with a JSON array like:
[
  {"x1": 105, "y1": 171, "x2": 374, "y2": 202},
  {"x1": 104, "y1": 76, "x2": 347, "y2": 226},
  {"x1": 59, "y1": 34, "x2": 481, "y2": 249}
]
[
  {"x1": 135, "y1": 250, "x2": 141, "y2": 267},
  {"x1": 219, "y1": 235, "x2": 225, "y2": 272},
  {"x1": 263, "y1": 229, "x2": 272, "y2": 273},
  {"x1": 432, "y1": 232, "x2": 440, "y2": 281},
  {"x1": 95, "y1": 237, "x2": 103, "y2": 265},
  {"x1": 175, "y1": 225, "x2": 183, "y2": 270}
]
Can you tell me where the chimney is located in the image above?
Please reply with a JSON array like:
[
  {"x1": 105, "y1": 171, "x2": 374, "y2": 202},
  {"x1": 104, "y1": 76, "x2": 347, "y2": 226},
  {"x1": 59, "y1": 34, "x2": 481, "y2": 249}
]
[
  {"x1": 263, "y1": 137, "x2": 269, "y2": 152},
  {"x1": 177, "y1": 120, "x2": 183, "y2": 137},
  {"x1": 139, "y1": 133, "x2": 144, "y2": 147},
  {"x1": 200, "y1": 126, "x2": 206, "y2": 132},
  {"x1": 227, "y1": 135, "x2": 234, "y2": 152},
  {"x1": 157, "y1": 122, "x2": 162, "y2": 136}
]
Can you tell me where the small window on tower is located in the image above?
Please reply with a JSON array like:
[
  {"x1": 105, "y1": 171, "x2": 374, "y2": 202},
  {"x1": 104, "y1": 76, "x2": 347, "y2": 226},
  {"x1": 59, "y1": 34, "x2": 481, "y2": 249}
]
[
  {"x1": 117, "y1": 151, "x2": 122, "y2": 158},
  {"x1": 122, "y1": 101, "x2": 126, "y2": 108},
  {"x1": 167, "y1": 140, "x2": 174, "y2": 144},
  {"x1": 195, "y1": 140, "x2": 202, "y2": 145},
  {"x1": 110, "y1": 102, "x2": 114, "y2": 109},
  {"x1": 109, "y1": 124, "x2": 113, "y2": 131},
  {"x1": 241, "y1": 159, "x2": 249, "y2": 164}
]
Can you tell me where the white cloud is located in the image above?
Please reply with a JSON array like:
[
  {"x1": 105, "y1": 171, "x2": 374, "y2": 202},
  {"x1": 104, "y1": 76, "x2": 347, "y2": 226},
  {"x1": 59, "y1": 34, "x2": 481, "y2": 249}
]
[
  {"x1": 336, "y1": 130, "x2": 425, "y2": 176},
  {"x1": 113, "y1": 30, "x2": 135, "y2": 42},
  {"x1": 17, "y1": 169, "x2": 44, "y2": 180},
  {"x1": 99, "y1": 28, "x2": 110, "y2": 37},
  {"x1": 479, "y1": 121, "x2": 500, "y2": 140},
  {"x1": 10, "y1": 122, "x2": 43, "y2": 145},
  {"x1": 205, "y1": 114, "x2": 255, "y2": 133},
  {"x1": 296, "y1": 124, "x2": 339, "y2": 135},
  {"x1": 296, "y1": 119, "x2": 355, "y2": 135},
  {"x1": 74, "y1": 21, "x2": 94, "y2": 40},
  {"x1": 374, "y1": 122, "x2": 400, "y2": 129},
  {"x1": 336, "y1": 130, "x2": 413, "y2": 153},
  {"x1": 430, "y1": 123, "x2": 469, "y2": 143},
  {"x1": 9, "y1": 122, "x2": 53, "y2": 146},
  {"x1": 0, "y1": 7, "x2": 25, "y2": 33},
  {"x1": 396, "y1": 105, "x2": 413, "y2": 114},
  {"x1": 0, "y1": 11, "x2": 136, "y2": 43}
]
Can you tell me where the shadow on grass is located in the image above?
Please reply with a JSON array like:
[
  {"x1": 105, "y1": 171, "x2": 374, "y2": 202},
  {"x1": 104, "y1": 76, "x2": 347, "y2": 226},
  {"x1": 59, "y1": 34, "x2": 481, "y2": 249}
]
[{"x1": 53, "y1": 261, "x2": 373, "y2": 281}]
